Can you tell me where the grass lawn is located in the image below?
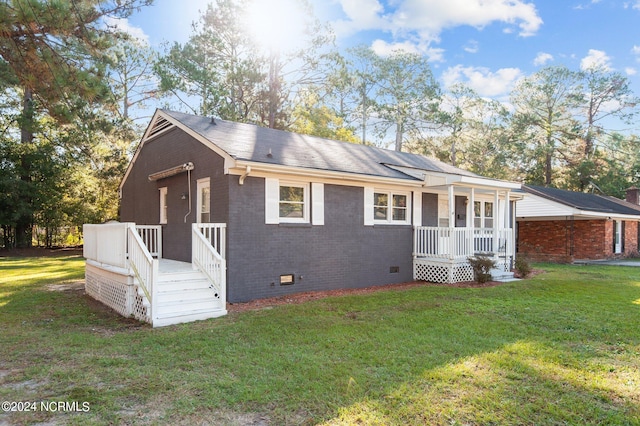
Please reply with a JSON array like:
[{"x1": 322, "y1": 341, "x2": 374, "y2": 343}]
[{"x1": 1, "y1": 256, "x2": 639, "y2": 425}]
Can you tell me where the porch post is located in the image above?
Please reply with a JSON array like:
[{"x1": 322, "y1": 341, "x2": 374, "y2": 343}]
[
  {"x1": 448, "y1": 185, "x2": 455, "y2": 260},
  {"x1": 505, "y1": 190, "x2": 512, "y2": 260},
  {"x1": 493, "y1": 190, "x2": 499, "y2": 257},
  {"x1": 469, "y1": 188, "x2": 475, "y2": 257}
]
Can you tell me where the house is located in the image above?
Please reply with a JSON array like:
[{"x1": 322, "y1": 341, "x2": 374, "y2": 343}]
[
  {"x1": 83, "y1": 109, "x2": 521, "y2": 327},
  {"x1": 516, "y1": 185, "x2": 640, "y2": 262}
]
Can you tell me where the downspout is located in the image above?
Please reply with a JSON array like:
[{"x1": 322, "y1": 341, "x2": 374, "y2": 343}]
[
  {"x1": 183, "y1": 164, "x2": 194, "y2": 223},
  {"x1": 239, "y1": 166, "x2": 251, "y2": 185}
]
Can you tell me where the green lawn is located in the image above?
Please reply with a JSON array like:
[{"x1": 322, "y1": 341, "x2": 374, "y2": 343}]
[{"x1": 1, "y1": 256, "x2": 639, "y2": 425}]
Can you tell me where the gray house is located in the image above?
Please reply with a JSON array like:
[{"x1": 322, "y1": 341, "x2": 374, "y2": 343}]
[{"x1": 83, "y1": 109, "x2": 520, "y2": 326}]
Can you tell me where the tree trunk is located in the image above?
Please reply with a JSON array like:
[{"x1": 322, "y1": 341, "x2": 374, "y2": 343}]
[
  {"x1": 395, "y1": 119, "x2": 403, "y2": 152},
  {"x1": 268, "y1": 53, "x2": 280, "y2": 129},
  {"x1": 16, "y1": 88, "x2": 34, "y2": 248}
]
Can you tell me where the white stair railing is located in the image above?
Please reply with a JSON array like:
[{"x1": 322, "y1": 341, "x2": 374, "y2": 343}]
[
  {"x1": 127, "y1": 224, "x2": 158, "y2": 322},
  {"x1": 192, "y1": 223, "x2": 226, "y2": 304}
]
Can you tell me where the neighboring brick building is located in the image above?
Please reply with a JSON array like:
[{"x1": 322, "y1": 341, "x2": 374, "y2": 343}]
[{"x1": 516, "y1": 185, "x2": 640, "y2": 262}]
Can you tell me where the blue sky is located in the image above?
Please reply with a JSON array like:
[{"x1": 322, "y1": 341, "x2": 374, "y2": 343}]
[{"x1": 119, "y1": 0, "x2": 640, "y2": 105}]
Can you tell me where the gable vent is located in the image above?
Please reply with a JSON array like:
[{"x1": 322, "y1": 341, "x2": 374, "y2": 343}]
[{"x1": 148, "y1": 116, "x2": 174, "y2": 138}]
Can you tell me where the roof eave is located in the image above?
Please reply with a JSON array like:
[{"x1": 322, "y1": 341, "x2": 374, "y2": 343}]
[{"x1": 231, "y1": 160, "x2": 424, "y2": 187}]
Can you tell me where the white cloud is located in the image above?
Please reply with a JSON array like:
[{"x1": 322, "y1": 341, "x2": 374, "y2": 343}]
[
  {"x1": 103, "y1": 16, "x2": 149, "y2": 45},
  {"x1": 331, "y1": 0, "x2": 390, "y2": 37},
  {"x1": 580, "y1": 49, "x2": 612, "y2": 71},
  {"x1": 441, "y1": 65, "x2": 523, "y2": 97},
  {"x1": 633, "y1": 45, "x2": 640, "y2": 59},
  {"x1": 533, "y1": 52, "x2": 553, "y2": 66},
  {"x1": 389, "y1": 0, "x2": 543, "y2": 38},
  {"x1": 332, "y1": 0, "x2": 543, "y2": 48},
  {"x1": 370, "y1": 39, "x2": 445, "y2": 62},
  {"x1": 625, "y1": 67, "x2": 637, "y2": 76},
  {"x1": 464, "y1": 40, "x2": 479, "y2": 54}
]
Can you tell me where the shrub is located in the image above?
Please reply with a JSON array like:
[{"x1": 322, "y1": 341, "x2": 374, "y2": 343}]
[
  {"x1": 468, "y1": 255, "x2": 496, "y2": 283},
  {"x1": 514, "y1": 256, "x2": 532, "y2": 278}
]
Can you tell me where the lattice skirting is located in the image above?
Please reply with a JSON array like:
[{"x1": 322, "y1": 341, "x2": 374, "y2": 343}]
[
  {"x1": 85, "y1": 262, "x2": 149, "y2": 323},
  {"x1": 413, "y1": 258, "x2": 474, "y2": 283}
]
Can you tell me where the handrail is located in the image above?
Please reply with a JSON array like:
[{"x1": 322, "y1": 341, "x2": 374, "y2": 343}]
[
  {"x1": 192, "y1": 224, "x2": 226, "y2": 304},
  {"x1": 194, "y1": 223, "x2": 226, "y2": 259},
  {"x1": 127, "y1": 224, "x2": 158, "y2": 321}
]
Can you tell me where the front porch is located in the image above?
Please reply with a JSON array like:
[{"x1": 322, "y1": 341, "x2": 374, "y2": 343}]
[
  {"x1": 412, "y1": 226, "x2": 515, "y2": 283},
  {"x1": 83, "y1": 222, "x2": 227, "y2": 327}
]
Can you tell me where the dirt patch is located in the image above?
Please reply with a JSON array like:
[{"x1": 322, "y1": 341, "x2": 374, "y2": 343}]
[
  {"x1": 226, "y1": 278, "x2": 520, "y2": 313},
  {"x1": 45, "y1": 281, "x2": 85, "y2": 292}
]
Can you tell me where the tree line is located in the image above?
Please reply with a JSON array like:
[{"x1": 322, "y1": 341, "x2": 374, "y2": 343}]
[{"x1": 1, "y1": 0, "x2": 639, "y2": 248}]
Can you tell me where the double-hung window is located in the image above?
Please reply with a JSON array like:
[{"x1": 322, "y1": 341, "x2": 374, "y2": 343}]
[
  {"x1": 371, "y1": 190, "x2": 410, "y2": 224},
  {"x1": 279, "y1": 183, "x2": 308, "y2": 222},
  {"x1": 266, "y1": 178, "x2": 323, "y2": 225},
  {"x1": 474, "y1": 201, "x2": 494, "y2": 228}
]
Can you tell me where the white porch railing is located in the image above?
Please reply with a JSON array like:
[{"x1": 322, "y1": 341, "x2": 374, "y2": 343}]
[
  {"x1": 83, "y1": 222, "x2": 130, "y2": 269},
  {"x1": 192, "y1": 223, "x2": 226, "y2": 302},
  {"x1": 414, "y1": 226, "x2": 514, "y2": 260},
  {"x1": 127, "y1": 224, "x2": 158, "y2": 319},
  {"x1": 135, "y1": 225, "x2": 162, "y2": 258}
]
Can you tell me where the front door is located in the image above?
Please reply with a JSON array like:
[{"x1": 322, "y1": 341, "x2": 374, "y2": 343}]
[
  {"x1": 455, "y1": 196, "x2": 467, "y2": 227},
  {"x1": 614, "y1": 220, "x2": 622, "y2": 254}
]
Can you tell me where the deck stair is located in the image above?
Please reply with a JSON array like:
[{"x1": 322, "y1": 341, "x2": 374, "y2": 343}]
[{"x1": 134, "y1": 259, "x2": 226, "y2": 327}]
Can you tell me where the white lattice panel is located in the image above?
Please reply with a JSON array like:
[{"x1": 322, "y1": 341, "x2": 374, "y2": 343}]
[
  {"x1": 132, "y1": 293, "x2": 150, "y2": 322},
  {"x1": 414, "y1": 261, "x2": 450, "y2": 283},
  {"x1": 413, "y1": 259, "x2": 474, "y2": 283},
  {"x1": 451, "y1": 264, "x2": 474, "y2": 282},
  {"x1": 85, "y1": 269, "x2": 130, "y2": 317}
]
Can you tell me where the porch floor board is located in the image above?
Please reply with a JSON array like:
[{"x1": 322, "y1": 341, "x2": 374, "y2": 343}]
[{"x1": 158, "y1": 258, "x2": 193, "y2": 274}]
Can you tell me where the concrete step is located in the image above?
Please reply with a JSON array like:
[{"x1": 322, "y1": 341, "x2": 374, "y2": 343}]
[
  {"x1": 490, "y1": 269, "x2": 519, "y2": 282},
  {"x1": 152, "y1": 308, "x2": 227, "y2": 328}
]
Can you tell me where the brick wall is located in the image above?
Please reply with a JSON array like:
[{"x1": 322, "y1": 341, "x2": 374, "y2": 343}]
[
  {"x1": 518, "y1": 219, "x2": 639, "y2": 262},
  {"x1": 624, "y1": 221, "x2": 639, "y2": 256}
]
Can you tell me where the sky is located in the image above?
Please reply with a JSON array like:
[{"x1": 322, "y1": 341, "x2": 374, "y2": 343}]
[{"x1": 118, "y1": 0, "x2": 640, "y2": 109}]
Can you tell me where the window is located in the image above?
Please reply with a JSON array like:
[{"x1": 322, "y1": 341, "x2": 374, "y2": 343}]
[
  {"x1": 372, "y1": 191, "x2": 410, "y2": 224},
  {"x1": 159, "y1": 187, "x2": 168, "y2": 224},
  {"x1": 279, "y1": 184, "x2": 307, "y2": 221},
  {"x1": 474, "y1": 200, "x2": 493, "y2": 228},
  {"x1": 438, "y1": 197, "x2": 450, "y2": 227},
  {"x1": 265, "y1": 179, "x2": 323, "y2": 225},
  {"x1": 197, "y1": 178, "x2": 210, "y2": 223}
]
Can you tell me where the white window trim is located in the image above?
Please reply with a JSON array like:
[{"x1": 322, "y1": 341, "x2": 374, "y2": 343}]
[
  {"x1": 279, "y1": 181, "x2": 309, "y2": 223},
  {"x1": 474, "y1": 199, "x2": 494, "y2": 229},
  {"x1": 370, "y1": 189, "x2": 411, "y2": 225},
  {"x1": 159, "y1": 187, "x2": 168, "y2": 224},
  {"x1": 196, "y1": 177, "x2": 210, "y2": 224},
  {"x1": 265, "y1": 178, "x2": 323, "y2": 225}
]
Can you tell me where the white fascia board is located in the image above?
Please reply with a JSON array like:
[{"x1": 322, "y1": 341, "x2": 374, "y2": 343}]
[
  {"x1": 229, "y1": 161, "x2": 425, "y2": 188},
  {"x1": 446, "y1": 174, "x2": 522, "y2": 190},
  {"x1": 574, "y1": 211, "x2": 640, "y2": 221}
]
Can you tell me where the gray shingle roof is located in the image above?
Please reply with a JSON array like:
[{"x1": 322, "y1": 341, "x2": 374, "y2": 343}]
[
  {"x1": 161, "y1": 109, "x2": 478, "y2": 181},
  {"x1": 523, "y1": 185, "x2": 640, "y2": 216}
]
